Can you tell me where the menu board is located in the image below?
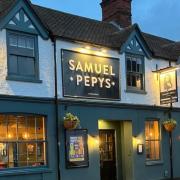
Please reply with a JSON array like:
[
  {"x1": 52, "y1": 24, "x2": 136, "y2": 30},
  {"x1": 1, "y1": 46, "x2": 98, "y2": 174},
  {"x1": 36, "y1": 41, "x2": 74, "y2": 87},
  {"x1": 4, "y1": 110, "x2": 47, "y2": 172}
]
[
  {"x1": 69, "y1": 136, "x2": 85, "y2": 162},
  {"x1": 65, "y1": 129, "x2": 89, "y2": 168}
]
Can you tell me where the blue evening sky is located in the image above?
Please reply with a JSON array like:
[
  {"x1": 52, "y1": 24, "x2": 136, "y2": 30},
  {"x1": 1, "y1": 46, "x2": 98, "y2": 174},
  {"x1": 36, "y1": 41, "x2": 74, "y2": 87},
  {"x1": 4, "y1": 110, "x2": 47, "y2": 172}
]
[{"x1": 31, "y1": 0, "x2": 180, "y2": 41}]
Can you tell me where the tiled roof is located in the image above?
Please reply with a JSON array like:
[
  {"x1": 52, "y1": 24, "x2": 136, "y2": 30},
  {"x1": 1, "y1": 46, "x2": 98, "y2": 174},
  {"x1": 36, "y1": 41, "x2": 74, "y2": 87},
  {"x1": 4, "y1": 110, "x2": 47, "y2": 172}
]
[
  {"x1": 32, "y1": 5, "x2": 123, "y2": 48},
  {"x1": 0, "y1": 0, "x2": 179, "y2": 61},
  {"x1": 162, "y1": 42, "x2": 180, "y2": 60},
  {"x1": 0, "y1": 0, "x2": 15, "y2": 21},
  {"x1": 142, "y1": 33, "x2": 177, "y2": 60}
]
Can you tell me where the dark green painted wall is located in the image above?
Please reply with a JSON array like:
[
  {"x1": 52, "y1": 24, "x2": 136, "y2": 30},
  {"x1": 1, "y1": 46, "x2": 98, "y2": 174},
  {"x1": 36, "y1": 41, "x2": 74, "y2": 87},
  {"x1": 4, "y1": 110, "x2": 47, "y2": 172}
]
[
  {"x1": 0, "y1": 98, "x2": 180, "y2": 180},
  {"x1": 0, "y1": 99, "x2": 57, "y2": 180},
  {"x1": 59, "y1": 103, "x2": 180, "y2": 180}
]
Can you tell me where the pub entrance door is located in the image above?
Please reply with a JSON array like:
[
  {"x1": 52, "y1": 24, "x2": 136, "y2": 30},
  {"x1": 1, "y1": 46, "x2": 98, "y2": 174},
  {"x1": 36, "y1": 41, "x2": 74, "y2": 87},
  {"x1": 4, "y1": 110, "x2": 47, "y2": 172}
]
[{"x1": 99, "y1": 130, "x2": 117, "y2": 180}]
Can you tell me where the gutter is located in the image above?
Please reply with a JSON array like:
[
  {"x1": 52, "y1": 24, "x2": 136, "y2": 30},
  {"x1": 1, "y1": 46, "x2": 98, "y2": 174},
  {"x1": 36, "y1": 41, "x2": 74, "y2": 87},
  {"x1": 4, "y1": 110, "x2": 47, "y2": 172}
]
[{"x1": 51, "y1": 35, "x2": 61, "y2": 180}]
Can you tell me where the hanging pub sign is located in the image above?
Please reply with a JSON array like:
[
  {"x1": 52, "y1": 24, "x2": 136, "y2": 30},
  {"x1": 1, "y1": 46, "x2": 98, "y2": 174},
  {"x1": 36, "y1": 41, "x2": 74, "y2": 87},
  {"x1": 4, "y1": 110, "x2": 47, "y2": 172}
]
[
  {"x1": 61, "y1": 49, "x2": 120, "y2": 100},
  {"x1": 65, "y1": 129, "x2": 89, "y2": 168},
  {"x1": 159, "y1": 70, "x2": 178, "y2": 104}
]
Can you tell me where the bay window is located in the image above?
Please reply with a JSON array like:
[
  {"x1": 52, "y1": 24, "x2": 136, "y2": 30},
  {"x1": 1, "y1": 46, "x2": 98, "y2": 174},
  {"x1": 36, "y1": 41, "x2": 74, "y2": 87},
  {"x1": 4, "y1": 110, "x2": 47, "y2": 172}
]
[{"x1": 0, "y1": 114, "x2": 46, "y2": 169}]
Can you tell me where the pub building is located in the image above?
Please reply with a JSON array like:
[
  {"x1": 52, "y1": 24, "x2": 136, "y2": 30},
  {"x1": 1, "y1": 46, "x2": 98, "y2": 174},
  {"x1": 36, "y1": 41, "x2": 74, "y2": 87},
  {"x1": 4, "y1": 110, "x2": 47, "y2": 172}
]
[{"x1": 0, "y1": 0, "x2": 180, "y2": 180}]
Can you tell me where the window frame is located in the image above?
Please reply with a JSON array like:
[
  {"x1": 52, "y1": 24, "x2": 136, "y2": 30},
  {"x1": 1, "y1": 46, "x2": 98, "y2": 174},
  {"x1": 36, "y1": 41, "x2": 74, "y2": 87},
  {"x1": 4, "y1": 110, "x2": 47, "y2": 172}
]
[
  {"x1": 145, "y1": 118, "x2": 162, "y2": 165},
  {"x1": 125, "y1": 53, "x2": 146, "y2": 93},
  {"x1": 6, "y1": 30, "x2": 41, "y2": 83},
  {"x1": 0, "y1": 114, "x2": 48, "y2": 170}
]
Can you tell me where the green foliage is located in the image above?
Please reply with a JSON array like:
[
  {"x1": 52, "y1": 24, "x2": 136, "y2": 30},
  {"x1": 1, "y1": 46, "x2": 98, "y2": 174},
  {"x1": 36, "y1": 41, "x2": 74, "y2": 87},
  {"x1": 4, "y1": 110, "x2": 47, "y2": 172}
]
[
  {"x1": 162, "y1": 118, "x2": 177, "y2": 125},
  {"x1": 63, "y1": 113, "x2": 80, "y2": 123}
]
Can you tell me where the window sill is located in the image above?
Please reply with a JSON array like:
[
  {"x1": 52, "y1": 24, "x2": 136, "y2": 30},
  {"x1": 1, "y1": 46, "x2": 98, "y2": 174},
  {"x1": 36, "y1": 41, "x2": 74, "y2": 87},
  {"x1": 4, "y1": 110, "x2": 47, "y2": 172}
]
[
  {"x1": 0, "y1": 167, "x2": 52, "y2": 177},
  {"x1": 145, "y1": 160, "x2": 164, "y2": 166},
  {"x1": 125, "y1": 89, "x2": 147, "y2": 94},
  {"x1": 6, "y1": 76, "x2": 42, "y2": 83}
]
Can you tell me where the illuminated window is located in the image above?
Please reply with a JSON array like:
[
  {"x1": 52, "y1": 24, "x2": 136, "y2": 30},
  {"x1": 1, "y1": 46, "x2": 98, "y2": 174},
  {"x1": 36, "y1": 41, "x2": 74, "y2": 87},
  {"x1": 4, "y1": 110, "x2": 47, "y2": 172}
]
[
  {"x1": 126, "y1": 54, "x2": 144, "y2": 91},
  {"x1": 145, "y1": 120, "x2": 161, "y2": 161},
  {"x1": 0, "y1": 115, "x2": 46, "y2": 169}
]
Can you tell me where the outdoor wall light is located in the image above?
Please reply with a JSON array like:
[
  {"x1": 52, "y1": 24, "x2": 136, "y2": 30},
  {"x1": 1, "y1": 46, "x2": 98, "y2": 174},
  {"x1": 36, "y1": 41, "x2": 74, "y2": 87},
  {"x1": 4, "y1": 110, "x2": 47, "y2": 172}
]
[
  {"x1": 137, "y1": 144, "x2": 144, "y2": 155},
  {"x1": 101, "y1": 48, "x2": 107, "y2": 53},
  {"x1": 79, "y1": 48, "x2": 90, "y2": 54},
  {"x1": 91, "y1": 135, "x2": 99, "y2": 145},
  {"x1": 133, "y1": 136, "x2": 141, "y2": 144},
  {"x1": 133, "y1": 135, "x2": 144, "y2": 154},
  {"x1": 89, "y1": 134, "x2": 99, "y2": 146},
  {"x1": 85, "y1": 46, "x2": 91, "y2": 50},
  {"x1": 80, "y1": 45, "x2": 108, "y2": 56}
]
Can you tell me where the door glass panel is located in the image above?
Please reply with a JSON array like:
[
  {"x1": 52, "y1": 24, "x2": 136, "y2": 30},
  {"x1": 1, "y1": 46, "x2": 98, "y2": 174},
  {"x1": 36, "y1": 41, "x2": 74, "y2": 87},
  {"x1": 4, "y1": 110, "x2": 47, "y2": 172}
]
[
  {"x1": 99, "y1": 131, "x2": 115, "y2": 161},
  {"x1": 99, "y1": 130, "x2": 117, "y2": 180}
]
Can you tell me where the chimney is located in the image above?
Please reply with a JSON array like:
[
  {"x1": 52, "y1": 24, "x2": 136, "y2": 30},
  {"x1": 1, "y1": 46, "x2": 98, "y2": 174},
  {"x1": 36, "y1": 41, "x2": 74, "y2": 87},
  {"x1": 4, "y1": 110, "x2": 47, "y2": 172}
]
[{"x1": 100, "y1": 0, "x2": 132, "y2": 28}]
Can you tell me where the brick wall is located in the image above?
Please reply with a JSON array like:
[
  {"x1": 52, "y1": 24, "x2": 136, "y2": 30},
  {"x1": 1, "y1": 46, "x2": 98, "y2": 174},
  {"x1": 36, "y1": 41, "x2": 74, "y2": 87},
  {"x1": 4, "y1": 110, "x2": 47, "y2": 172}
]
[{"x1": 101, "y1": 0, "x2": 132, "y2": 28}]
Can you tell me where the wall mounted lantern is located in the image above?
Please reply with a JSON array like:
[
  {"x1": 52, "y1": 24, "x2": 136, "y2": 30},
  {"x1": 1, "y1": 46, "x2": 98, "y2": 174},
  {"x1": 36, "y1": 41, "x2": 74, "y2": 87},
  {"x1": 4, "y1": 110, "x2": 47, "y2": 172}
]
[{"x1": 137, "y1": 144, "x2": 144, "y2": 155}]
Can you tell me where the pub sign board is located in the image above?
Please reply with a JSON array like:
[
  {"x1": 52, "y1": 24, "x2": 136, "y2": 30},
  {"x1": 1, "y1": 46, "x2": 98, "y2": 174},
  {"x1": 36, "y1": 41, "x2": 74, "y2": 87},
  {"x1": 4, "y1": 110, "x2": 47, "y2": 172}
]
[
  {"x1": 61, "y1": 49, "x2": 120, "y2": 100},
  {"x1": 159, "y1": 70, "x2": 178, "y2": 104}
]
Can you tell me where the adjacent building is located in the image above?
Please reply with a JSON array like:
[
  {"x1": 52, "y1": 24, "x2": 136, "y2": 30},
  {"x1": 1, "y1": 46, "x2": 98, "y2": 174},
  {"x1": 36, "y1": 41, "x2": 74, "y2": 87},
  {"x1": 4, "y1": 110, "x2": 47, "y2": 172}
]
[{"x1": 0, "y1": 0, "x2": 180, "y2": 179}]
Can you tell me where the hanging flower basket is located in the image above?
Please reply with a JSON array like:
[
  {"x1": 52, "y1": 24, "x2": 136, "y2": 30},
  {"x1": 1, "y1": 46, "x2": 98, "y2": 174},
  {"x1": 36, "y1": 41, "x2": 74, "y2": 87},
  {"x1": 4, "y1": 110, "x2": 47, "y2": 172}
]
[
  {"x1": 162, "y1": 119, "x2": 177, "y2": 132},
  {"x1": 63, "y1": 113, "x2": 80, "y2": 130}
]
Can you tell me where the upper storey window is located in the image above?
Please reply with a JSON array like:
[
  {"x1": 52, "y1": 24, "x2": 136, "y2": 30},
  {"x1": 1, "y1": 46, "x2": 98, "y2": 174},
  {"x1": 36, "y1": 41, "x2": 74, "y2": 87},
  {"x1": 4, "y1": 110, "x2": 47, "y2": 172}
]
[
  {"x1": 123, "y1": 33, "x2": 150, "y2": 93},
  {"x1": 2, "y1": 4, "x2": 49, "y2": 82},
  {"x1": 126, "y1": 54, "x2": 144, "y2": 91},
  {"x1": 7, "y1": 31, "x2": 39, "y2": 82}
]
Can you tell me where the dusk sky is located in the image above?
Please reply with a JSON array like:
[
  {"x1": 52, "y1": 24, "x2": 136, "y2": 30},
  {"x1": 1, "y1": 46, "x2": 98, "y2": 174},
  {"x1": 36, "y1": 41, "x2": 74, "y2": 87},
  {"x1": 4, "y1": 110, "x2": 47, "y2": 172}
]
[{"x1": 31, "y1": 0, "x2": 180, "y2": 41}]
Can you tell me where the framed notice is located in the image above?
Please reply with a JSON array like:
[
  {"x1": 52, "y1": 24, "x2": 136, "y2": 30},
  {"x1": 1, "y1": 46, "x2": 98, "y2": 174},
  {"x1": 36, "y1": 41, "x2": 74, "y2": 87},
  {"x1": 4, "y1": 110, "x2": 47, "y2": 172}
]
[
  {"x1": 159, "y1": 70, "x2": 178, "y2": 104},
  {"x1": 61, "y1": 49, "x2": 120, "y2": 100},
  {"x1": 65, "y1": 129, "x2": 89, "y2": 168}
]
